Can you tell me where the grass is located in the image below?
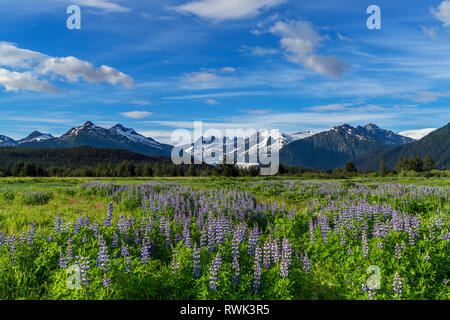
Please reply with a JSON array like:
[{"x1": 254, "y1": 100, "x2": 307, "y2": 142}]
[{"x1": 0, "y1": 176, "x2": 448, "y2": 234}]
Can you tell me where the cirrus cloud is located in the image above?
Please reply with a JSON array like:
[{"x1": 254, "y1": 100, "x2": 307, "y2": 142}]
[
  {"x1": 173, "y1": 0, "x2": 286, "y2": 21},
  {"x1": 119, "y1": 111, "x2": 152, "y2": 119}
]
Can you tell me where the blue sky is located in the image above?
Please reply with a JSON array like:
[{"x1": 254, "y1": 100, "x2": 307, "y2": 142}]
[{"x1": 1, "y1": 0, "x2": 450, "y2": 143}]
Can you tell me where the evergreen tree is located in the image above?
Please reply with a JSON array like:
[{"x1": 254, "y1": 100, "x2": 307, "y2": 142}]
[
  {"x1": 423, "y1": 155, "x2": 435, "y2": 171},
  {"x1": 379, "y1": 158, "x2": 387, "y2": 177}
]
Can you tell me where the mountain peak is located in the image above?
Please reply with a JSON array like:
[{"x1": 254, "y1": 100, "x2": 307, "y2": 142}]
[
  {"x1": 364, "y1": 123, "x2": 380, "y2": 130},
  {"x1": 0, "y1": 135, "x2": 18, "y2": 147},
  {"x1": 18, "y1": 131, "x2": 53, "y2": 144},
  {"x1": 111, "y1": 123, "x2": 125, "y2": 129},
  {"x1": 83, "y1": 121, "x2": 95, "y2": 127}
]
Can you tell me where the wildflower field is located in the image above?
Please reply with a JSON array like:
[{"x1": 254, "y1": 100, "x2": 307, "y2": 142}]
[{"x1": 0, "y1": 177, "x2": 448, "y2": 300}]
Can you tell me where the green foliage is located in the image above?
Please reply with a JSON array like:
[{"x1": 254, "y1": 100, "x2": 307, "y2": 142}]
[{"x1": 0, "y1": 178, "x2": 448, "y2": 300}]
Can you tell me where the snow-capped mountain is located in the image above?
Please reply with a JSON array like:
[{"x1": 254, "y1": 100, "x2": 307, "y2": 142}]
[
  {"x1": 355, "y1": 123, "x2": 413, "y2": 146},
  {"x1": 183, "y1": 129, "x2": 313, "y2": 165},
  {"x1": 398, "y1": 128, "x2": 437, "y2": 140},
  {"x1": 16, "y1": 121, "x2": 173, "y2": 156},
  {"x1": 279, "y1": 123, "x2": 415, "y2": 170},
  {"x1": 18, "y1": 131, "x2": 53, "y2": 144},
  {"x1": 0, "y1": 135, "x2": 18, "y2": 147},
  {"x1": 110, "y1": 124, "x2": 166, "y2": 149},
  {"x1": 287, "y1": 130, "x2": 323, "y2": 141}
]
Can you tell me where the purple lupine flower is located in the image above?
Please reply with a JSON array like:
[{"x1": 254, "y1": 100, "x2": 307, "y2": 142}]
[
  {"x1": 47, "y1": 233, "x2": 53, "y2": 242},
  {"x1": 435, "y1": 217, "x2": 442, "y2": 230},
  {"x1": 339, "y1": 227, "x2": 346, "y2": 247},
  {"x1": 59, "y1": 248, "x2": 68, "y2": 269},
  {"x1": 394, "y1": 243, "x2": 402, "y2": 260},
  {"x1": 171, "y1": 250, "x2": 180, "y2": 275},
  {"x1": 207, "y1": 220, "x2": 215, "y2": 252},
  {"x1": 26, "y1": 223, "x2": 36, "y2": 246},
  {"x1": 121, "y1": 243, "x2": 132, "y2": 273},
  {"x1": 408, "y1": 227, "x2": 415, "y2": 246},
  {"x1": 200, "y1": 225, "x2": 207, "y2": 250},
  {"x1": 393, "y1": 272, "x2": 403, "y2": 299},
  {"x1": 271, "y1": 238, "x2": 279, "y2": 264},
  {"x1": 90, "y1": 222, "x2": 99, "y2": 237},
  {"x1": 280, "y1": 237, "x2": 291, "y2": 278},
  {"x1": 428, "y1": 224, "x2": 436, "y2": 242},
  {"x1": 184, "y1": 224, "x2": 192, "y2": 248},
  {"x1": 376, "y1": 240, "x2": 383, "y2": 249},
  {"x1": 231, "y1": 232, "x2": 240, "y2": 288},
  {"x1": 362, "y1": 231, "x2": 369, "y2": 258},
  {"x1": 103, "y1": 203, "x2": 113, "y2": 227},
  {"x1": 424, "y1": 251, "x2": 430, "y2": 261},
  {"x1": 134, "y1": 228, "x2": 140, "y2": 245},
  {"x1": 9, "y1": 237, "x2": 17, "y2": 266},
  {"x1": 78, "y1": 256, "x2": 90, "y2": 288},
  {"x1": 209, "y1": 253, "x2": 222, "y2": 291},
  {"x1": 263, "y1": 240, "x2": 271, "y2": 269},
  {"x1": 82, "y1": 235, "x2": 88, "y2": 243},
  {"x1": 66, "y1": 237, "x2": 73, "y2": 262},
  {"x1": 96, "y1": 236, "x2": 110, "y2": 273},
  {"x1": 103, "y1": 273, "x2": 111, "y2": 289},
  {"x1": 231, "y1": 255, "x2": 240, "y2": 288},
  {"x1": 112, "y1": 232, "x2": 119, "y2": 248},
  {"x1": 253, "y1": 246, "x2": 262, "y2": 294},
  {"x1": 303, "y1": 253, "x2": 311, "y2": 274},
  {"x1": 193, "y1": 245, "x2": 201, "y2": 279},
  {"x1": 140, "y1": 236, "x2": 151, "y2": 264},
  {"x1": 54, "y1": 214, "x2": 61, "y2": 235}
]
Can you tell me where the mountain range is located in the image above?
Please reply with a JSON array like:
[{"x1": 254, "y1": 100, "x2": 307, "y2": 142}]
[
  {"x1": 1, "y1": 121, "x2": 448, "y2": 171},
  {"x1": 7, "y1": 121, "x2": 172, "y2": 157},
  {"x1": 279, "y1": 124, "x2": 414, "y2": 170},
  {"x1": 352, "y1": 123, "x2": 450, "y2": 171},
  {"x1": 182, "y1": 129, "x2": 321, "y2": 165}
]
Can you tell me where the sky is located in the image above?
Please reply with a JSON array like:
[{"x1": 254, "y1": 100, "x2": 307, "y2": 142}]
[{"x1": 1, "y1": 0, "x2": 450, "y2": 143}]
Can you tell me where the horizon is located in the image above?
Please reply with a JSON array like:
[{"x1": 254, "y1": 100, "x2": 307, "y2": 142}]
[{"x1": 1, "y1": 1, "x2": 450, "y2": 143}]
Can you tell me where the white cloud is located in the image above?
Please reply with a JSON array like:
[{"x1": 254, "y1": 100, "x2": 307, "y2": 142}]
[
  {"x1": 73, "y1": 0, "x2": 130, "y2": 13},
  {"x1": 39, "y1": 57, "x2": 134, "y2": 87},
  {"x1": 240, "y1": 45, "x2": 279, "y2": 56},
  {"x1": 119, "y1": 111, "x2": 152, "y2": 119},
  {"x1": 163, "y1": 91, "x2": 269, "y2": 100},
  {"x1": 184, "y1": 71, "x2": 220, "y2": 83},
  {"x1": 308, "y1": 103, "x2": 352, "y2": 112},
  {"x1": 0, "y1": 43, "x2": 134, "y2": 92},
  {"x1": 205, "y1": 99, "x2": 219, "y2": 105},
  {"x1": 173, "y1": 0, "x2": 285, "y2": 21},
  {"x1": 0, "y1": 42, "x2": 47, "y2": 69},
  {"x1": 406, "y1": 91, "x2": 448, "y2": 103},
  {"x1": 337, "y1": 33, "x2": 352, "y2": 42},
  {"x1": 270, "y1": 20, "x2": 349, "y2": 77},
  {"x1": 420, "y1": 26, "x2": 436, "y2": 38},
  {"x1": 131, "y1": 100, "x2": 151, "y2": 105},
  {"x1": 431, "y1": 1, "x2": 450, "y2": 26},
  {"x1": 248, "y1": 109, "x2": 270, "y2": 115},
  {"x1": 0, "y1": 68, "x2": 59, "y2": 93},
  {"x1": 221, "y1": 67, "x2": 235, "y2": 72}
]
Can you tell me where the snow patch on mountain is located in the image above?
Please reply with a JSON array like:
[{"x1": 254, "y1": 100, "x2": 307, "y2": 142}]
[
  {"x1": 110, "y1": 124, "x2": 164, "y2": 149},
  {"x1": 399, "y1": 128, "x2": 436, "y2": 140},
  {"x1": 0, "y1": 135, "x2": 17, "y2": 147}
]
